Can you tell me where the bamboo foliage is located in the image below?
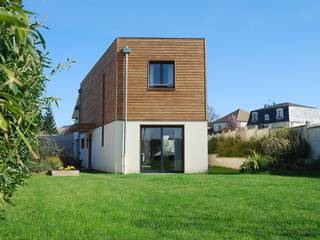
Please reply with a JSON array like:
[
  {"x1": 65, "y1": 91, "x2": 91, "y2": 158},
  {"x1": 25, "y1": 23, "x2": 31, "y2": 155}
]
[{"x1": 0, "y1": 0, "x2": 56, "y2": 206}]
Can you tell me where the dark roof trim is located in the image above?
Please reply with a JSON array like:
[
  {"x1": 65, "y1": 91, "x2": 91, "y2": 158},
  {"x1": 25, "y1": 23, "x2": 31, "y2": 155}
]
[
  {"x1": 117, "y1": 37, "x2": 205, "y2": 40},
  {"x1": 250, "y1": 102, "x2": 315, "y2": 112}
]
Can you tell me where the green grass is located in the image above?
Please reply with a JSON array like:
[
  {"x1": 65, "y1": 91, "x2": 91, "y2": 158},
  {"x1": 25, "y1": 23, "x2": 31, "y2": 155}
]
[{"x1": 1, "y1": 169, "x2": 320, "y2": 240}]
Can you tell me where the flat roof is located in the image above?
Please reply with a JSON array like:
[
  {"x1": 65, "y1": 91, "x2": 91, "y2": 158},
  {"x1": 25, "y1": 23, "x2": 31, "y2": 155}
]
[{"x1": 117, "y1": 37, "x2": 205, "y2": 40}]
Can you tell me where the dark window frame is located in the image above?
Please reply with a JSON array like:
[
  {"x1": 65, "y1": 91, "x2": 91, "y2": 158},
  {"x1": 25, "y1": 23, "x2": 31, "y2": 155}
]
[
  {"x1": 148, "y1": 61, "x2": 175, "y2": 90},
  {"x1": 139, "y1": 125, "x2": 184, "y2": 173},
  {"x1": 81, "y1": 138, "x2": 85, "y2": 149}
]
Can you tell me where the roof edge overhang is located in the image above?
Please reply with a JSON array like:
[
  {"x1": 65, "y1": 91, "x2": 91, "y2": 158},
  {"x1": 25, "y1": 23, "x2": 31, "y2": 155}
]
[{"x1": 65, "y1": 123, "x2": 97, "y2": 134}]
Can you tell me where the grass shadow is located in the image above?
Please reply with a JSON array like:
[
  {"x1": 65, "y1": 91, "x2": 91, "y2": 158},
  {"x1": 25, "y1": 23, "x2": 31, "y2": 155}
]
[
  {"x1": 269, "y1": 168, "x2": 320, "y2": 178},
  {"x1": 79, "y1": 168, "x2": 111, "y2": 174},
  {"x1": 208, "y1": 166, "x2": 240, "y2": 175}
]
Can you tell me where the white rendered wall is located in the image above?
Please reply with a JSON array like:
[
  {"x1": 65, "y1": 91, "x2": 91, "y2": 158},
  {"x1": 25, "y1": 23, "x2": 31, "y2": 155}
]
[
  {"x1": 289, "y1": 106, "x2": 320, "y2": 125},
  {"x1": 91, "y1": 121, "x2": 123, "y2": 172},
  {"x1": 213, "y1": 121, "x2": 247, "y2": 132},
  {"x1": 125, "y1": 121, "x2": 208, "y2": 173},
  {"x1": 240, "y1": 122, "x2": 247, "y2": 128},
  {"x1": 213, "y1": 123, "x2": 227, "y2": 132}
]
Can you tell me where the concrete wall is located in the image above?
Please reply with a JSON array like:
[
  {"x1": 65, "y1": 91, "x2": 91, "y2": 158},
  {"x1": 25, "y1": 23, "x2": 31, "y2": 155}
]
[
  {"x1": 77, "y1": 121, "x2": 208, "y2": 173},
  {"x1": 125, "y1": 121, "x2": 208, "y2": 173},
  {"x1": 208, "y1": 154, "x2": 246, "y2": 169},
  {"x1": 52, "y1": 133, "x2": 74, "y2": 158},
  {"x1": 215, "y1": 126, "x2": 271, "y2": 141},
  {"x1": 295, "y1": 124, "x2": 320, "y2": 160},
  {"x1": 91, "y1": 121, "x2": 123, "y2": 172},
  {"x1": 307, "y1": 126, "x2": 320, "y2": 160}
]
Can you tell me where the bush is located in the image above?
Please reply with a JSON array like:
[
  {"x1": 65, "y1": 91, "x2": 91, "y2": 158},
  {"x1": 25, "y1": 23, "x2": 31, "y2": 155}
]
[
  {"x1": 208, "y1": 136, "x2": 261, "y2": 157},
  {"x1": 260, "y1": 128, "x2": 309, "y2": 168},
  {"x1": 30, "y1": 161, "x2": 52, "y2": 174},
  {"x1": 241, "y1": 151, "x2": 273, "y2": 172},
  {"x1": 30, "y1": 137, "x2": 63, "y2": 173},
  {"x1": 47, "y1": 156, "x2": 63, "y2": 170},
  {"x1": 30, "y1": 156, "x2": 62, "y2": 173}
]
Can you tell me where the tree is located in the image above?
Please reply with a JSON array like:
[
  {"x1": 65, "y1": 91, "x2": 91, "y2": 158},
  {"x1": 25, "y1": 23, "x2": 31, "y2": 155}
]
[
  {"x1": 41, "y1": 107, "x2": 58, "y2": 134},
  {"x1": 208, "y1": 106, "x2": 220, "y2": 122},
  {"x1": 226, "y1": 115, "x2": 240, "y2": 131}
]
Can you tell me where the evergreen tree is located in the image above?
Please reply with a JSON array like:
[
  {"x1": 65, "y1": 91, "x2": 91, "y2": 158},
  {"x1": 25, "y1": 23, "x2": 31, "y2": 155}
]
[{"x1": 41, "y1": 107, "x2": 58, "y2": 134}]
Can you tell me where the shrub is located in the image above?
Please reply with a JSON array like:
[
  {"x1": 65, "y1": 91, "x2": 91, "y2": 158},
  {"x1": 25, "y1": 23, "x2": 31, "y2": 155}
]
[
  {"x1": 31, "y1": 137, "x2": 64, "y2": 172},
  {"x1": 241, "y1": 151, "x2": 273, "y2": 172},
  {"x1": 47, "y1": 156, "x2": 63, "y2": 170},
  {"x1": 30, "y1": 161, "x2": 52, "y2": 174},
  {"x1": 260, "y1": 128, "x2": 309, "y2": 168},
  {"x1": 208, "y1": 136, "x2": 261, "y2": 157}
]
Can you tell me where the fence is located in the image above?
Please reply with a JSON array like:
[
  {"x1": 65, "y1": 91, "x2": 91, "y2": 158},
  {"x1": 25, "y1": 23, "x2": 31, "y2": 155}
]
[
  {"x1": 211, "y1": 124, "x2": 320, "y2": 161},
  {"x1": 213, "y1": 126, "x2": 272, "y2": 141},
  {"x1": 294, "y1": 124, "x2": 320, "y2": 160}
]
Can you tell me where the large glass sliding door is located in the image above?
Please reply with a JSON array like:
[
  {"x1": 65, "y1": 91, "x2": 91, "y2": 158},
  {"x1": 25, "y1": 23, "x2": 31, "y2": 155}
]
[{"x1": 141, "y1": 126, "x2": 184, "y2": 173}]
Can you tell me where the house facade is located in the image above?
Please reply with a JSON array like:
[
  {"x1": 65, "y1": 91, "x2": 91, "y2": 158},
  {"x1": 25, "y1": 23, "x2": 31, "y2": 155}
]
[
  {"x1": 71, "y1": 37, "x2": 208, "y2": 173},
  {"x1": 247, "y1": 103, "x2": 320, "y2": 128},
  {"x1": 210, "y1": 109, "x2": 249, "y2": 133}
]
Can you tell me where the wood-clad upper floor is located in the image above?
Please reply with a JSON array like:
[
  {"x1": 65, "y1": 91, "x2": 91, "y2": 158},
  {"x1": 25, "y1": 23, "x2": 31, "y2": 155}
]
[{"x1": 78, "y1": 37, "x2": 207, "y2": 126}]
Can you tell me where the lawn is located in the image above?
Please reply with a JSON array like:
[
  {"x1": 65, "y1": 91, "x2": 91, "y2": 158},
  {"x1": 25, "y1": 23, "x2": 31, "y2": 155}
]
[{"x1": 1, "y1": 168, "x2": 320, "y2": 240}]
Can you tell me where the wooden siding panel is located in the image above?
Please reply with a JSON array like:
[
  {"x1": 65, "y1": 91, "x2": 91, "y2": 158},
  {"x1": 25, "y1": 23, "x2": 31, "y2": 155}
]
[
  {"x1": 80, "y1": 40, "x2": 117, "y2": 126},
  {"x1": 117, "y1": 38, "x2": 206, "y2": 121}
]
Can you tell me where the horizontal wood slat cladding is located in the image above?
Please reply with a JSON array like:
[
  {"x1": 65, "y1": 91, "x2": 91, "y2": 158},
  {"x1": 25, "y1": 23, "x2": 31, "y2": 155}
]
[
  {"x1": 79, "y1": 38, "x2": 207, "y2": 127},
  {"x1": 80, "y1": 40, "x2": 117, "y2": 126},
  {"x1": 117, "y1": 38, "x2": 206, "y2": 121}
]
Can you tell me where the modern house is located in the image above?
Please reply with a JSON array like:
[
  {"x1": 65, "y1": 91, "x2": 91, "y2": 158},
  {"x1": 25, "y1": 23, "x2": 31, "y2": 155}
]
[
  {"x1": 70, "y1": 37, "x2": 208, "y2": 173},
  {"x1": 209, "y1": 109, "x2": 249, "y2": 133},
  {"x1": 247, "y1": 103, "x2": 320, "y2": 128}
]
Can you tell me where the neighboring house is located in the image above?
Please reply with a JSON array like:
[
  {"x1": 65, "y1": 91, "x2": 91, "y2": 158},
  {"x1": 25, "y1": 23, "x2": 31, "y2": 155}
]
[
  {"x1": 247, "y1": 102, "x2": 320, "y2": 128},
  {"x1": 70, "y1": 37, "x2": 208, "y2": 173},
  {"x1": 57, "y1": 125, "x2": 73, "y2": 135},
  {"x1": 210, "y1": 109, "x2": 249, "y2": 133}
]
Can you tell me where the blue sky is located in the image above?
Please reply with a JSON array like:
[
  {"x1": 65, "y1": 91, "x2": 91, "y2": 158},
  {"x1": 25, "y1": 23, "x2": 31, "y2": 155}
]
[{"x1": 26, "y1": 0, "x2": 320, "y2": 127}]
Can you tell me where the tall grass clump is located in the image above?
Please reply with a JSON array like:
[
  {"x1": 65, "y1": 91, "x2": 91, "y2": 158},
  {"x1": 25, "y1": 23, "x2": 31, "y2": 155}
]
[{"x1": 208, "y1": 136, "x2": 261, "y2": 157}]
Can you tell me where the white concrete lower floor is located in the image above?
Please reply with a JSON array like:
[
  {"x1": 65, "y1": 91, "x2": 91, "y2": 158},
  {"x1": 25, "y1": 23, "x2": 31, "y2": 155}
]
[{"x1": 77, "y1": 121, "x2": 208, "y2": 173}]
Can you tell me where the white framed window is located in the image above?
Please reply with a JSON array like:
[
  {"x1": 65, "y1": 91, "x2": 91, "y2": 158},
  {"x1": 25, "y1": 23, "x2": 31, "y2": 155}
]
[
  {"x1": 252, "y1": 112, "x2": 258, "y2": 122},
  {"x1": 276, "y1": 108, "x2": 284, "y2": 120},
  {"x1": 264, "y1": 114, "x2": 270, "y2": 121}
]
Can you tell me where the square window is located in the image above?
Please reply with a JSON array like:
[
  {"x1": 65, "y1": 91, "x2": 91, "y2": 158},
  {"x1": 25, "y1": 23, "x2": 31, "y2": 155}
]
[{"x1": 149, "y1": 61, "x2": 174, "y2": 88}]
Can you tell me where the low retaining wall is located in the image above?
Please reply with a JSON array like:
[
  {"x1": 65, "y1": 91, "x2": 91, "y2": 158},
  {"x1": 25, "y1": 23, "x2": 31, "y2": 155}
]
[
  {"x1": 51, "y1": 170, "x2": 80, "y2": 176},
  {"x1": 208, "y1": 154, "x2": 246, "y2": 170}
]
